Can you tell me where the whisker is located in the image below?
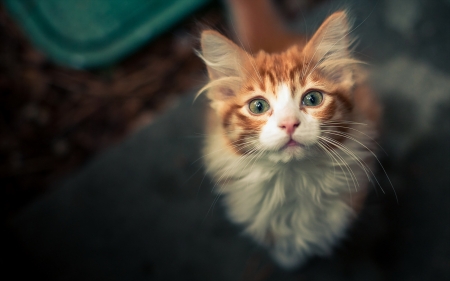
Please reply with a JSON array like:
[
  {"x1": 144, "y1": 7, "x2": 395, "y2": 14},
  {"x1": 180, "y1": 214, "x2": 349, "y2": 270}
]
[
  {"x1": 319, "y1": 134, "x2": 397, "y2": 203},
  {"x1": 322, "y1": 120, "x2": 368, "y2": 126},
  {"x1": 319, "y1": 136, "x2": 371, "y2": 182},
  {"x1": 319, "y1": 138, "x2": 358, "y2": 189},
  {"x1": 320, "y1": 130, "x2": 395, "y2": 198},
  {"x1": 317, "y1": 140, "x2": 354, "y2": 204},
  {"x1": 320, "y1": 124, "x2": 387, "y2": 155}
]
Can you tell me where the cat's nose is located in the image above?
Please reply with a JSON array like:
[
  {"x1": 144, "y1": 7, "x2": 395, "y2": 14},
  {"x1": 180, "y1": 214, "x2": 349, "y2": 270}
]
[{"x1": 278, "y1": 118, "x2": 300, "y2": 135}]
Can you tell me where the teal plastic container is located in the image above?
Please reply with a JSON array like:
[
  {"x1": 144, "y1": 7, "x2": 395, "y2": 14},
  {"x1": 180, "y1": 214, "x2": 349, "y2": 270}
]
[{"x1": 4, "y1": 0, "x2": 211, "y2": 68}]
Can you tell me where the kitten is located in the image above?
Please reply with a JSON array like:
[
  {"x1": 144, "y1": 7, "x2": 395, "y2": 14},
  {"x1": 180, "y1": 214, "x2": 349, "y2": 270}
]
[{"x1": 198, "y1": 10, "x2": 382, "y2": 269}]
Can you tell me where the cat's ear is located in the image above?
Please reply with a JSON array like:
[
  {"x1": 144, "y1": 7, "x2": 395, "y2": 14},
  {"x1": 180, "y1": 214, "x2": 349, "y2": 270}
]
[
  {"x1": 200, "y1": 30, "x2": 247, "y2": 80},
  {"x1": 304, "y1": 11, "x2": 358, "y2": 84},
  {"x1": 199, "y1": 30, "x2": 249, "y2": 100}
]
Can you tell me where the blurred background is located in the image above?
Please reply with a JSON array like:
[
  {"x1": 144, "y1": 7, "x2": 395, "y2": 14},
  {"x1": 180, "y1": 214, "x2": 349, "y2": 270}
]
[{"x1": 1, "y1": 0, "x2": 449, "y2": 280}]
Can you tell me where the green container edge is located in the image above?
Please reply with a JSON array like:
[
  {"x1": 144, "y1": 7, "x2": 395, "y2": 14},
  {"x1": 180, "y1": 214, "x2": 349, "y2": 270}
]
[{"x1": 3, "y1": 0, "x2": 211, "y2": 69}]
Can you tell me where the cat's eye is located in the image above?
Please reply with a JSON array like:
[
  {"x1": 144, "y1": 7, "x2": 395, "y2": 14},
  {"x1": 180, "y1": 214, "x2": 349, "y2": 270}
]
[
  {"x1": 302, "y1": 91, "x2": 323, "y2": 107},
  {"x1": 249, "y1": 99, "x2": 270, "y2": 114}
]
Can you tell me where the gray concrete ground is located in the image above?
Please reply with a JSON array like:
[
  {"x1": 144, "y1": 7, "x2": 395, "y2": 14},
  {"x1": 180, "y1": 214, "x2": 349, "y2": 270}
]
[{"x1": 9, "y1": 0, "x2": 450, "y2": 280}]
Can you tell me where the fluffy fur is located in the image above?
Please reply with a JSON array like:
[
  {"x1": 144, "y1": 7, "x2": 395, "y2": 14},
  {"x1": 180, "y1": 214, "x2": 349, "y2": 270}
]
[{"x1": 198, "y1": 11, "x2": 381, "y2": 269}]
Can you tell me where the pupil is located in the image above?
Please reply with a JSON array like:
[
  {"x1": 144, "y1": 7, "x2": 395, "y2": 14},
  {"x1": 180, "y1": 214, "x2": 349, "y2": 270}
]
[
  {"x1": 309, "y1": 95, "x2": 316, "y2": 104},
  {"x1": 256, "y1": 101, "x2": 262, "y2": 111}
]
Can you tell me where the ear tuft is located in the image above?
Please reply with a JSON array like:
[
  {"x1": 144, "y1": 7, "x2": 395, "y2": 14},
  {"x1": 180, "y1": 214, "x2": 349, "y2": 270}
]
[
  {"x1": 304, "y1": 11, "x2": 361, "y2": 84},
  {"x1": 197, "y1": 30, "x2": 249, "y2": 101},
  {"x1": 200, "y1": 30, "x2": 247, "y2": 80},
  {"x1": 306, "y1": 11, "x2": 351, "y2": 61}
]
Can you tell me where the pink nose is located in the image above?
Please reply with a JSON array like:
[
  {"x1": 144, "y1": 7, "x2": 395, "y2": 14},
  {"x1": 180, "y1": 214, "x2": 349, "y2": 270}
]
[{"x1": 278, "y1": 118, "x2": 300, "y2": 135}]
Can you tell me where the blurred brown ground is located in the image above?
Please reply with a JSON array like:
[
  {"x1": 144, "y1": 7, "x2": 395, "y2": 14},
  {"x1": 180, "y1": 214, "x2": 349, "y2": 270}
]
[
  {"x1": 0, "y1": 0, "x2": 317, "y2": 221},
  {"x1": 0, "y1": 4, "x2": 224, "y2": 219}
]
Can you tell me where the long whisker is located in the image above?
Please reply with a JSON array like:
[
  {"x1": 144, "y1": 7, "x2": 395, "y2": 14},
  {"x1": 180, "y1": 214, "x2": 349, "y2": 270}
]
[
  {"x1": 319, "y1": 133, "x2": 397, "y2": 203},
  {"x1": 319, "y1": 138, "x2": 358, "y2": 189},
  {"x1": 320, "y1": 124, "x2": 387, "y2": 155},
  {"x1": 321, "y1": 130, "x2": 395, "y2": 198},
  {"x1": 319, "y1": 136, "x2": 371, "y2": 182},
  {"x1": 322, "y1": 120, "x2": 368, "y2": 126},
  {"x1": 317, "y1": 140, "x2": 354, "y2": 204}
]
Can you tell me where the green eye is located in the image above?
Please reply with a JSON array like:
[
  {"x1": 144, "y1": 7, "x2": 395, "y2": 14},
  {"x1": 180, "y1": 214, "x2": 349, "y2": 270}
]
[
  {"x1": 302, "y1": 91, "x2": 323, "y2": 106},
  {"x1": 249, "y1": 99, "x2": 270, "y2": 114}
]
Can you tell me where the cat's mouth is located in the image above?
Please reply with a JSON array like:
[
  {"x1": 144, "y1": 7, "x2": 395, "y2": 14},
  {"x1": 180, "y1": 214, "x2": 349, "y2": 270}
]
[
  {"x1": 267, "y1": 138, "x2": 307, "y2": 162},
  {"x1": 282, "y1": 139, "x2": 305, "y2": 150}
]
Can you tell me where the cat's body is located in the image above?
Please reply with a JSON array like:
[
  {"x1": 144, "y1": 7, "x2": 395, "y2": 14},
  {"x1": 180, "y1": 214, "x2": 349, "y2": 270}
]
[{"x1": 199, "y1": 5, "x2": 381, "y2": 269}]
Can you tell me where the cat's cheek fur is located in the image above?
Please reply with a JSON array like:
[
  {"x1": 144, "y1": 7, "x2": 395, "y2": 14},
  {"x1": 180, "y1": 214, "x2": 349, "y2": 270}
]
[
  {"x1": 292, "y1": 114, "x2": 321, "y2": 146},
  {"x1": 259, "y1": 118, "x2": 289, "y2": 150}
]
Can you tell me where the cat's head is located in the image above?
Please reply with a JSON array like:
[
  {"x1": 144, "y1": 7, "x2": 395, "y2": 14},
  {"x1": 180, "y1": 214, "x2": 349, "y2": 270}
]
[{"x1": 199, "y1": 11, "x2": 362, "y2": 162}]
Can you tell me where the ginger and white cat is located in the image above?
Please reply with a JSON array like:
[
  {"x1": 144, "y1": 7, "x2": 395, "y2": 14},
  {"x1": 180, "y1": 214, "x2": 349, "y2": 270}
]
[{"x1": 198, "y1": 8, "x2": 382, "y2": 269}]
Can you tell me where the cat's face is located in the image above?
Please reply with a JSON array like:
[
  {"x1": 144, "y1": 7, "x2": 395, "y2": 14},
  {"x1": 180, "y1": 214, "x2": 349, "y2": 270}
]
[{"x1": 200, "y1": 12, "x2": 358, "y2": 162}]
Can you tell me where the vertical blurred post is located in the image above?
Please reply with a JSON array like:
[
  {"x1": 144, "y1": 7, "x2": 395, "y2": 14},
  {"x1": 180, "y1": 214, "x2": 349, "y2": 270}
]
[{"x1": 226, "y1": 0, "x2": 304, "y2": 53}]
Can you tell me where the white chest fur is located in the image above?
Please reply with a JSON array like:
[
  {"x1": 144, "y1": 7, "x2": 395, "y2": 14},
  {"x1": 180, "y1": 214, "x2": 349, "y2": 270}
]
[{"x1": 203, "y1": 125, "x2": 373, "y2": 269}]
